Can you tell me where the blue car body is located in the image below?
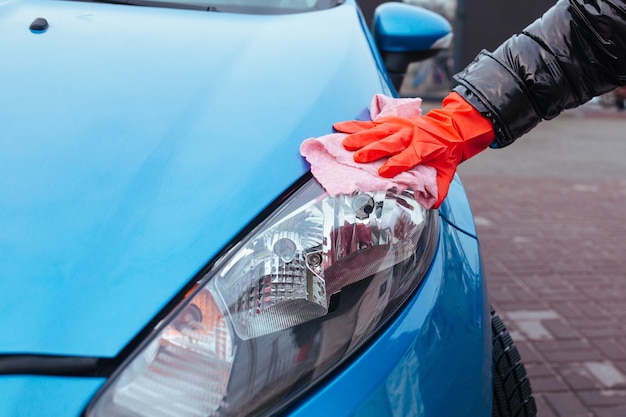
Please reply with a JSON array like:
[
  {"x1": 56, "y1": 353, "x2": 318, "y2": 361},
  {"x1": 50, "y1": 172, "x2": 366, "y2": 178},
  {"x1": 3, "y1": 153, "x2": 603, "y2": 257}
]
[{"x1": 0, "y1": 0, "x2": 491, "y2": 414}]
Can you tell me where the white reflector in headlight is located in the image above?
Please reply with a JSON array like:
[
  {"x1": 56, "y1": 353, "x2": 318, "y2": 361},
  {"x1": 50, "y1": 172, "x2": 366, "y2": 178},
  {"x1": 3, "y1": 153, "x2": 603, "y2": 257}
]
[
  {"x1": 87, "y1": 179, "x2": 438, "y2": 417},
  {"x1": 216, "y1": 183, "x2": 424, "y2": 340}
]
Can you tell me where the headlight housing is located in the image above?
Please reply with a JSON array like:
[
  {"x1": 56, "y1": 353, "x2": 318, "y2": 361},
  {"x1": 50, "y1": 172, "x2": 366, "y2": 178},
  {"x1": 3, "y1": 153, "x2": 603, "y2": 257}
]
[{"x1": 86, "y1": 178, "x2": 438, "y2": 417}]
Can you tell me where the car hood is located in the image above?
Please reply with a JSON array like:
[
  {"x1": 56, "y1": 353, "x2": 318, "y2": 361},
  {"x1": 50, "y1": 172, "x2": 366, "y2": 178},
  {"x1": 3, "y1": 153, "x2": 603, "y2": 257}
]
[{"x1": 0, "y1": 0, "x2": 392, "y2": 356}]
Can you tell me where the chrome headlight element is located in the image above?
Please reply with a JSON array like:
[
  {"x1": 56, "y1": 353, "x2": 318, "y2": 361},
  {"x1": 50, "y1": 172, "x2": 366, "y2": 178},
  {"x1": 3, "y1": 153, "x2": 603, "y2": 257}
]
[{"x1": 87, "y1": 179, "x2": 438, "y2": 417}]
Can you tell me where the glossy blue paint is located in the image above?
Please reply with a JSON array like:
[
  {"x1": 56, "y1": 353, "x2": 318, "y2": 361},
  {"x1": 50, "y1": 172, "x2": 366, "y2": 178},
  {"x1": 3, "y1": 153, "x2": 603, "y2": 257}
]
[
  {"x1": 0, "y1": 0, "x2": 391, "y2": 356},
  {"x1": 287, "y1": 213, "x2": 491, "y2": 416},
  {"x1": 438, "y1": 176, "x2": 479, "y2": 238},
  {"x1": 0, "y1": 376, "x2": 104, "y2": 416}
]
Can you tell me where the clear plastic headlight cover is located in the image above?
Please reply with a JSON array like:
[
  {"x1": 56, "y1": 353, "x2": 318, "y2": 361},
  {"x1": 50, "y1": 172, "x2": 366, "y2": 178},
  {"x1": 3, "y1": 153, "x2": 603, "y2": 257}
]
[{"x1": 86, "y1": 178, "x2": 438, "y2": 417}]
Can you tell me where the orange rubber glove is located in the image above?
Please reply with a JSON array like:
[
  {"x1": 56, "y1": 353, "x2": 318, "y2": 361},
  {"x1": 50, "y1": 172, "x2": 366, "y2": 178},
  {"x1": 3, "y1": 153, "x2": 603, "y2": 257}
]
[{"x1": 333, "y1": 92, "x2": 495, "y2": 208}]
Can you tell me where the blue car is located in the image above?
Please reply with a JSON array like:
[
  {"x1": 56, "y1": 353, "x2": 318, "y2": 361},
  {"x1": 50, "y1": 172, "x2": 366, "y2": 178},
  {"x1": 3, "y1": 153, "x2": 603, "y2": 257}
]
[{"x1": 0, "y1": 0, "x2": 536, "y2": 415}]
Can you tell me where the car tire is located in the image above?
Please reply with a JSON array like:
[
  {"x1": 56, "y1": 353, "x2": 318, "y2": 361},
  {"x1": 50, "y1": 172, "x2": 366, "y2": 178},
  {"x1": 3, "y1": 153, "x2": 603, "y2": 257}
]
[{"x1": 491, "y1": 307, "x2": 537, "y2": 417}]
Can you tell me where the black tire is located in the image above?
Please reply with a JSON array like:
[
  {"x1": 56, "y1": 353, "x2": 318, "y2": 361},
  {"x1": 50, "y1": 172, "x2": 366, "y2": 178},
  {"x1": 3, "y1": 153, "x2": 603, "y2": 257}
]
[{"x1": 491, "y1": 307, "x2": 537, "y2": 417}]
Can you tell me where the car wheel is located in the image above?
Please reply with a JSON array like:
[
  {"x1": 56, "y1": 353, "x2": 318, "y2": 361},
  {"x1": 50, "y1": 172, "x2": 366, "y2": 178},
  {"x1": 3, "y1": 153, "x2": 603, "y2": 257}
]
[{"x1": 491, "y1": 307, "x2": 537, "y2": 417}]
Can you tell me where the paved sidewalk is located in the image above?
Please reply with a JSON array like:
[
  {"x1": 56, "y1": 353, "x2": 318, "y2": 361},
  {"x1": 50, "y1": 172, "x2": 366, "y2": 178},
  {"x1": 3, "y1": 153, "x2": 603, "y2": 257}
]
[{"x1": 457, "y1": 104, "x2": 626, "y2": 417}]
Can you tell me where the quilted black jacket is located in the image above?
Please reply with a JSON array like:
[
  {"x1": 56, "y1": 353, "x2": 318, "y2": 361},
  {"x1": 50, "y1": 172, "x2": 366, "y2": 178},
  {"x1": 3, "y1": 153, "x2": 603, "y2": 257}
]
[{"x1": 453, "y1": 0, "x2": 626, "y2": 147}]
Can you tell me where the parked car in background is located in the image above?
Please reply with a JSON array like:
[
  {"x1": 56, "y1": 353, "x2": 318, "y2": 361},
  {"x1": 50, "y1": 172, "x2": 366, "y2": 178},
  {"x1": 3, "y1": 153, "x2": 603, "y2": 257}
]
[{"x1": 0, "y1": 0, "x2": 535, "y2": 415}]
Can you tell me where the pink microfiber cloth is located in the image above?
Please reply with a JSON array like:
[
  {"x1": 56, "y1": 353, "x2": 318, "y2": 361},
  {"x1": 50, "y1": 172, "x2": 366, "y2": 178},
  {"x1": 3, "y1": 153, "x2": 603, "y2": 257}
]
[{"x1": 300, "y1": 94, "x2": 438, "y2": 209}]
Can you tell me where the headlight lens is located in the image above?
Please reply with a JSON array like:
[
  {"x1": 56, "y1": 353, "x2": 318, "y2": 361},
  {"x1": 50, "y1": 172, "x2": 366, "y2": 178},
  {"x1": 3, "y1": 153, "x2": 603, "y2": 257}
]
[{"x1": 86, "y1": 178, "x2": 438, "y2": 417}]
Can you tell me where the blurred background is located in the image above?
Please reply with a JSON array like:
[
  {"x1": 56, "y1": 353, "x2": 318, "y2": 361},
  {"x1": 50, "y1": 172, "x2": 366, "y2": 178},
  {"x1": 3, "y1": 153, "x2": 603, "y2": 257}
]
[{"x1": 358, "y1": 0, "x2": 554, "y2": 99}]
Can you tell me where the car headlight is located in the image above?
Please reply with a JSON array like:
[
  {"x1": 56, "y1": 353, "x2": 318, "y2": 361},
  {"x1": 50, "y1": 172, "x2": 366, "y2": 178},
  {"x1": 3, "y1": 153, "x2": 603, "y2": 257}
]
[{"x1": 86, "y1": 177, "x2": 438, "y2": 417}]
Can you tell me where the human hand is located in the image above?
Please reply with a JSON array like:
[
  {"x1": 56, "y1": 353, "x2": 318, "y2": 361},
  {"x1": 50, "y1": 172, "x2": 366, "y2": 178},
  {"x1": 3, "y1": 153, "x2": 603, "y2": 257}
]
[{"x1": 333, "y1": 92, "x2": 495, "y2": 207}]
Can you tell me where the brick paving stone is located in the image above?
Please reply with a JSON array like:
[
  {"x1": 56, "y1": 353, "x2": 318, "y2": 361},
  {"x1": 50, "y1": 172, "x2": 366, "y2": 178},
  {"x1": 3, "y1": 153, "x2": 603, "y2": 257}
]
[
  {"x1": 489, "y1": 287, "x2": 517, "y2": 303},
  {"x1": 580, "y1": 287, "x2": 626, "y2": 301},
  {"x1": 534, "y1": 395, "x2": 560, "y2": 417},
  {"x1": 550, "y1": 302, "x2": 587, "y2": 319},
  {"x1": 542, "y1": 319, "x2": 581, "y2": 340},
  {"x1": 555, "y1": 364, "x2": 602, "y2": 391},
  {"x1": 527, "y1": 363, "x2": 560, "y2": 378},
  {"x1": 533, "y1": 340, "x2": 592, "y2": 352},
  {"x1": 516, "y1": 341, "x2": 545, "y2": 363},
  {"x1": 573, "y1": 303, "x2": 612, "y2": 319},
  {"x1": 566, "y1": 318, "x2": 621, "y2": 328},
  {"x1": 577, "y1": 326, "x2": 626, "y2": 339},
  {"x1": 530, "y1": 375, "x2": 570, "y2": 393},
  {"x1": 493, "y1": 300, "x2": 546, "y2": 313},
  {"x1": 577, "y1": 390, "x2": 626, "y2": 407},
  {"x1": 601, "y1": 303, "x2": 626, "y2": 319},
  {"x1": 595, "y1": 404, "x2": 626, "y2": 417},
  {"x1": 590, "y1": 339, "x2": 626, "y2": 361},
  {"x1": 616, "y1": 361, "x2": 626, "y2": 376},
  {"x1": 582, "y1": 362, "x2": 626, "y2": 389},
  {"x1": 456, "y1": 110, "x2": 626, "y2": 416},
  {"x1": 542, "y1": 392, "x2": 592, "y2": 416},
  {"x1": 542, "y1": 349, "x2": 604, "y2": 363}
]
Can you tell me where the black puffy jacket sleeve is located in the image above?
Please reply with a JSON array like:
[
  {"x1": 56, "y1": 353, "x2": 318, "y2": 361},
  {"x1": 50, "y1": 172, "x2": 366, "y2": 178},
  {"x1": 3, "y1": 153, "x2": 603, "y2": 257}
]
[{"x1": 453, "y1": 0, "x2": 626, "y2": 148}]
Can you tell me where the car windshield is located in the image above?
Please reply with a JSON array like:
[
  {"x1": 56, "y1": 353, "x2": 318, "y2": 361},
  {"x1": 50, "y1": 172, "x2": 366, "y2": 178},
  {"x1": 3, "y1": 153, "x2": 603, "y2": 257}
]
[{"x1": 72, "y1": 0, "x2": 342, "y2": 13}]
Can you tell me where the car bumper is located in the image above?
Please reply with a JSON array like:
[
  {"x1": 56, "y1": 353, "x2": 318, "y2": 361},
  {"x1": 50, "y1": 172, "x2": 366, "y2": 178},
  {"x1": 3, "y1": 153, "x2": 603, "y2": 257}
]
[
  {"x1": 286, "y1": 213, "x2": 492, "y2": 416},
  {"x1": 0, "y1": 199, "x2": 491, "y2": 417}
]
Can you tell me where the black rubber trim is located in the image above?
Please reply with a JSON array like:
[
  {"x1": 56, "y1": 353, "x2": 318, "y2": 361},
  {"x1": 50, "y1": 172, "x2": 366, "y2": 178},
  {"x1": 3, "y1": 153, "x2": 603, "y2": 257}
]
[{"x1": 0, "y1": 354, "x2": 114, "y2": 377}]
